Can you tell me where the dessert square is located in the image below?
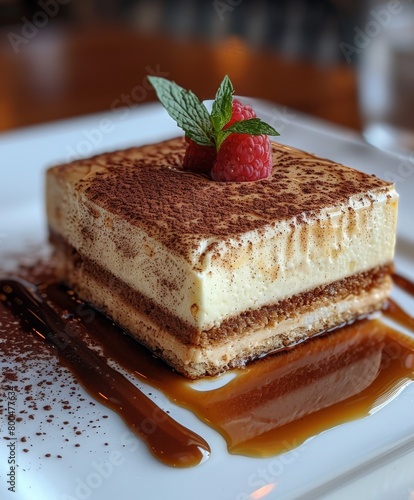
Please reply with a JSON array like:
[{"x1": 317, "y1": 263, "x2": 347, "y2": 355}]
[{"x1": 46, "y1": 137, "x2": 398, "y2": 378}]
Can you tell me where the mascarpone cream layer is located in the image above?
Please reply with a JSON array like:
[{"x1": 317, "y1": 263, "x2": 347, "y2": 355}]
[{"x1": 47, "y1": 177, "x2": 398, "y2": 331}]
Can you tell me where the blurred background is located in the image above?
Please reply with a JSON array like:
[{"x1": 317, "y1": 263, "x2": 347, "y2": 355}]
[{"x1": 0, "y1": 0, "x2": 412, "y2": 149}]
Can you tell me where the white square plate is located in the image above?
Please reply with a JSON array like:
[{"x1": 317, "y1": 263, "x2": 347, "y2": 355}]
[{"x1": 1, "y1": 100, "x2": 414, "y2": 500}]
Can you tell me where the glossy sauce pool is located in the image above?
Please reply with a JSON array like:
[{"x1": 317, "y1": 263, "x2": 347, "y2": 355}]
[{"x1": 1, "y1": 266, "x2": 414, "y2": 466}]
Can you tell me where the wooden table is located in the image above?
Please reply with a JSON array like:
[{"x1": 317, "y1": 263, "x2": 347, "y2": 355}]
[{"x1": 0, "y1": 23, "x2": 361, "y2": 133}]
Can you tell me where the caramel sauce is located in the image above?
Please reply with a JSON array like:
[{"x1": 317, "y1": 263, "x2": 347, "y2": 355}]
[
  {"x1": 45, "y1": 280, "x2": 414, "y2": 458},
  {"x1": 1, "y1": 270, "x2": 414, "y2": 465}
]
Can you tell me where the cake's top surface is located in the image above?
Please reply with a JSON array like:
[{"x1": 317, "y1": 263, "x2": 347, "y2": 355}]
[{"x1": 49, "y1": 137, "x2": 394, "y2": 255}]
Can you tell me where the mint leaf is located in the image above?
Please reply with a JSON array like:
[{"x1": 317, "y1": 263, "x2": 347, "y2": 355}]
[
  {"x1": 210, "y1": 75, "x2": 233, "y2": 133},
  {"x1": 216, "y1": 118, "x2": 279, "y2": 150},
  {"x1": 225, "y1": 118, "x2": 279, "y2": 136},
  {"x1": 148, "y1": 76, "x2": 214, "y2": 146}
]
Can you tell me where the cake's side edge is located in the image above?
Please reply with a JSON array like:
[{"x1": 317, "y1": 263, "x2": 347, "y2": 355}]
[{"x1": 51, "y1": 238, "x2": 393, "y2": 378}]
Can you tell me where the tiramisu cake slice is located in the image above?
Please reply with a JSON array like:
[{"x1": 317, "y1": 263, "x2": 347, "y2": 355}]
[{"x1": 46, "y1": 77, "x2": 398, "y2": 378}]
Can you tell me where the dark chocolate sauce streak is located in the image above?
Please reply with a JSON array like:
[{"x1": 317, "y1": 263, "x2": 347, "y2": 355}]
[
  {"x1": 0, "y1": 279, "x2": 210, "y2": 468},
  {"x1": 393, "y1": 273, "x2": 414, "y2": 297},
  {"x1": 386, "y1": 273, "x2": 414, "y2": 330}
]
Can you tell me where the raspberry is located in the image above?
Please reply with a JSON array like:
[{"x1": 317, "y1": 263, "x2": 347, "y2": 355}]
[
  {"x1": 183, "y1": 137, "x2": 216, "y2": 174},
  {"x1": 211, "y1": 134, "x2": 272, "y2": 182},
  {"x1": 183, "y1": 100, "x2": 256, "y2": 174},
  {"x1": 225, "y1": 99, "x2": 256, "y2": 128}
]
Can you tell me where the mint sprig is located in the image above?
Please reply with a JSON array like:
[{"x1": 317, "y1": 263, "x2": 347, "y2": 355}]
[{"x1": 148, "y1": 75, "x2": 279, "y2": 151}]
